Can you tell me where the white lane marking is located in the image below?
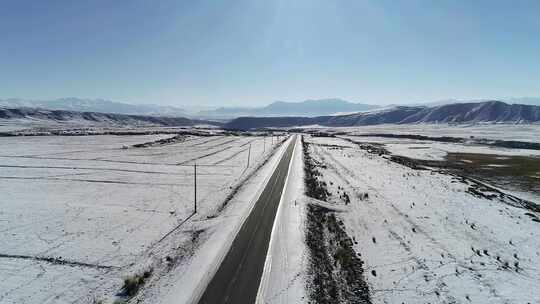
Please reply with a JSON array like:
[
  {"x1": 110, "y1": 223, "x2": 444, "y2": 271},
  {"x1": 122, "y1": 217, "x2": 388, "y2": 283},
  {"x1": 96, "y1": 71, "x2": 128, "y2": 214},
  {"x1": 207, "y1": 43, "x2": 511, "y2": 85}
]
[{"x1": 256, "y1": 135, "x2": 298, "y2": 304}]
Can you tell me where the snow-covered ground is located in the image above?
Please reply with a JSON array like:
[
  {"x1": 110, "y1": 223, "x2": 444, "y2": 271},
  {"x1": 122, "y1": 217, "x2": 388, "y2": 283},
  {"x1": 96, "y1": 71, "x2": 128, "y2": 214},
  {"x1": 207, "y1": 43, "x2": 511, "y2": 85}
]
[
  {"x1": 305, "y1": 135, "x2": 540, "y2": 304},
  {"x1": 0, "y1": 117, "x2": 132, "y2": 133},
  {"x1": 2, "y1": 123, "x2": 539, "y2": 304},
  {"x1": 341, "y1": 136, "x2": 540, "y2": 161},
  {"x1": 0, "y1": 133, "x2": 285, "y2": 303},
  {"x1": 0, "y1": 116, "x2": 219, "y2": 134},
  {"x1": 308, "y1": 124, "x2": 540, "y2": 142}
]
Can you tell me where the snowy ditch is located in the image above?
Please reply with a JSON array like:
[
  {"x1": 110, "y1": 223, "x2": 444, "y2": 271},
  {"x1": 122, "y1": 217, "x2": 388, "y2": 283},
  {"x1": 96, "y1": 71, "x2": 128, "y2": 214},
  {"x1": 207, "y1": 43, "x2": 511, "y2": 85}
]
[{"x1": 302, "y1": 136, "x2": 371, "y2": 304}]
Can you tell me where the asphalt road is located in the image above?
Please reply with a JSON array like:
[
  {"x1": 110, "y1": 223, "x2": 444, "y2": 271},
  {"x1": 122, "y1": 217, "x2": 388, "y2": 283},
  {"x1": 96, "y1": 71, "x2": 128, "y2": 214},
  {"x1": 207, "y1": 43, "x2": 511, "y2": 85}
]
[{"x1": 197, "y1": 135, "x2": 296, "y2": 304}]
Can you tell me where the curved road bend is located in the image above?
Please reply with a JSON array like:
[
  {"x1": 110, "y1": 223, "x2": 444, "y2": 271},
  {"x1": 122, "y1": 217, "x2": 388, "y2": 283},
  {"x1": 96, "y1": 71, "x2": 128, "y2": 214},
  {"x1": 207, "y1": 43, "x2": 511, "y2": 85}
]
[{"x1": 197, "y1": 135, "x2": 297, "y2": 304}]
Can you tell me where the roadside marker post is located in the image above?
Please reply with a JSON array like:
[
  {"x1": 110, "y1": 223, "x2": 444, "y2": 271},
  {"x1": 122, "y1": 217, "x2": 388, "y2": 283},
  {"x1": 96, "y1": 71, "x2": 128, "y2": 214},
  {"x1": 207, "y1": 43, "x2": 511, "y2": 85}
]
[
  {"x1": 247, "y1": 144, "x2": 251, "y2": 168},
  {"x1": 194, "y1": 163, "x2": 197, "y2": 214}
]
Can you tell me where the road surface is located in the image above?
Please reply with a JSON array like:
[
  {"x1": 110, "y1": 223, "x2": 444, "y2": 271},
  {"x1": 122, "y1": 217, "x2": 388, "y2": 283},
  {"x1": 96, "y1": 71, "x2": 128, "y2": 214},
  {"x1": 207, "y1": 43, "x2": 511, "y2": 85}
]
[{"x1": 197, "y1": 135, "x2": 296, "y2": 304}]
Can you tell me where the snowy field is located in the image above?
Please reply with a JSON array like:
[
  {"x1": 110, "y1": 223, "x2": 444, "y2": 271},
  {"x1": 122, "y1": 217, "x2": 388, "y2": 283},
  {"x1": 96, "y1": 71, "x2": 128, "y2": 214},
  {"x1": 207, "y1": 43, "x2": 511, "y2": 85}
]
[
  {"x1": 302, "y1": 124, "x2": 540, "y2": 143},
  {"x1": 0, "y1": 119, "x2": 219, "y2": 136},
  {"x1": 338, "y1": 133, "x2": 540, "y2": 203},
  {"x1": 2, "y1": 123, "x2": 539, "y2": 304},
  {"x1": 0, "y1": 133, "x2": 284, "y2": 303},
  {"x1": 304, "y1": 135, "x2": 540, "y2": 303},
  {"x1": 0, "y1": 116, "x2": 220, "y2": 134},
  {"x1": 341, "y1": 135, "x2": 540, "y2": 161}
]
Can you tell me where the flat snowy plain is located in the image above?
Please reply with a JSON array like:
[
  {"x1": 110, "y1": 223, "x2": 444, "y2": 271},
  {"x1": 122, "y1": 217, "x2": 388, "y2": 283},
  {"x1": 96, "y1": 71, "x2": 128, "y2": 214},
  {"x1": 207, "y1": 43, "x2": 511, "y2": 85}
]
[
  {"x1": 304, "y1": 124, "x2": 540, "y2": 142},
  {"x1": 0, "y1": 133, "x2": 283, "y2": 303},
  {"x1": 1, "y1": 123, "x2": 539, "y2": 304},
  {"x1": 304, "y1": 133, "x2": 540, "y2": 304}
]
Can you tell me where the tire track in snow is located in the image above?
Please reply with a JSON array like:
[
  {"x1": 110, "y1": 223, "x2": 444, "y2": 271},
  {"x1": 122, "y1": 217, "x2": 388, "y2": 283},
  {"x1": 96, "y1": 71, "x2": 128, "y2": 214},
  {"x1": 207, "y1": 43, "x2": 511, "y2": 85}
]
[
  {"x1": 212, "y1": 138, "x2": 270, "y2": 165},
  {"x1": 212, "y1": 147, "x2": 248, "y2": 165},
  {"x1": 0, "y1": 164, "x2": 177, "y2": 175},
  {"x1": 0, "y1": 155, "x2": 178, "y2": 166},
  {"x1": 0, "y1": 254, "x2": 118, "y2": 270},
  {"x1": 176, "y1": 145, "x2": 234, "y2": 165},
  {"x1": 185, "y1": 136, "x2": 224, "y2": 147},
  {"x1": 0, "y1": 176, "x2": 194, "y2": 187}
]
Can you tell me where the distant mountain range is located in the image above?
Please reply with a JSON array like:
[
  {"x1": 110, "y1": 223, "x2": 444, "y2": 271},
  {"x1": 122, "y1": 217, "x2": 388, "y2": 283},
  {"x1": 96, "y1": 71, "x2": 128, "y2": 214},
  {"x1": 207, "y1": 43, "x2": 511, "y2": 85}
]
[
  {"x1": 197, "y1": 99, "x2": 377, "y2": 118},
  {"x1": 0, "y1": 107, "x2": 219, "y2": 127},
  {"x1": 504, "y1": 97, "x2": 540, "y2": 106},
  {"x1": 0, "y1": 97, "x2": 375, "y2": 118},
  {"x1": 2, "y1": 97, "x2": 540, "y2": 121},
  {"x1": 423, "y1": 97, "x2": 540, "y2": 107},
  {"x1": 0, "y1": 98, "x2": 187, "y2": 117},
  {"x1": 2, "y1": 100, "x2": 539, "y2": 131},
  {"x1": 224, "y1": 101, "x2": 540, "y2": 130}
]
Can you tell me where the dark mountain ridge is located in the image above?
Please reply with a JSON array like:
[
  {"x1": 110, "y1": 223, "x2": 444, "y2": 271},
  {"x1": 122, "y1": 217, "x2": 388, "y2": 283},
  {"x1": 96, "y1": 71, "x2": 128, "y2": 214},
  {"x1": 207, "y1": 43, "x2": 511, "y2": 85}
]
[{"x1": 224, "y1": 101, "x2": 540, "y2": 130}]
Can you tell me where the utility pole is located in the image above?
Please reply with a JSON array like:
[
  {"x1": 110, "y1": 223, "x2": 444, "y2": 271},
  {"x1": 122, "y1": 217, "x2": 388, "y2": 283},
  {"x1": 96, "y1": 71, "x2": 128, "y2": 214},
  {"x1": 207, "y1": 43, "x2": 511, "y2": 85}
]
[
  {"x1": 247, "y1": 144, "x2": 251, "y2": 168},
  {"x1": 194, "y1": 163, "x2": 197, "y2": 214}
]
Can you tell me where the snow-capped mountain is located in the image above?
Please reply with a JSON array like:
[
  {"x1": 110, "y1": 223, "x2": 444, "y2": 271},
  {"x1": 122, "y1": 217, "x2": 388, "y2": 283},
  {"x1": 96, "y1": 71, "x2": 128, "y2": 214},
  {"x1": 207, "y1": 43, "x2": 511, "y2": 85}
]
[
  {"x1": 196, "y1": 98, "x2": 377, "y2": 118},
  {"x1": 0, "y1": 98, "x2": 187, "y2": 117}
]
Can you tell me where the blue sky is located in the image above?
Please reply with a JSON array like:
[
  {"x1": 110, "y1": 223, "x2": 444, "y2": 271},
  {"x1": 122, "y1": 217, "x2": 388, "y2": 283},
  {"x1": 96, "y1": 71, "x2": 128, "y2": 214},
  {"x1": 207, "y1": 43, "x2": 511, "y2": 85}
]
[{"x1": 1, "y1": 0, "x2": 539, "y2": 106}]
